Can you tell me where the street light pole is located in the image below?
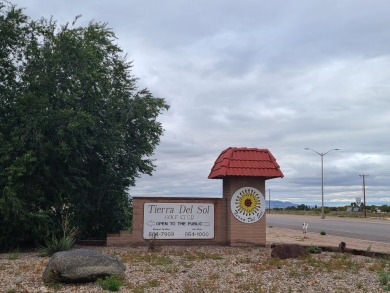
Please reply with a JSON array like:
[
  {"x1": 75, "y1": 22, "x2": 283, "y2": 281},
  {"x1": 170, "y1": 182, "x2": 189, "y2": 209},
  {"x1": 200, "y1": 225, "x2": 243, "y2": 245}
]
[
  {"x1": 321, "y1": 154, "x2": 324, "y2": 218},
  {"x1": 305, "y1": 148, "x2": 340, "y2": 219},
  {"x1": 268, "y1": 189, "x2": 271, "y2": 213}
]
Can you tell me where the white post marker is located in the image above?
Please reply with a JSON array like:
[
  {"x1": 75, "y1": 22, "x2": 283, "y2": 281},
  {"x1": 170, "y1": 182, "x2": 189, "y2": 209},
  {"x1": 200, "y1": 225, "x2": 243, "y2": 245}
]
[{"x1": 302, "y1": 222, "x2": 308, "y2": 238}]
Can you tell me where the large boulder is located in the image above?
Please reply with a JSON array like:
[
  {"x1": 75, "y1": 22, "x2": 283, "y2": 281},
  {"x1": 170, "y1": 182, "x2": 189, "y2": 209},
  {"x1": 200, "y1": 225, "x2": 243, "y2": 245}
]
[
  {"x1": 271, "y1": 244, "x2": 309, "y2": 259},
  {"x1": 42, "y1": 248, "x2": 126, "y2": 284}
]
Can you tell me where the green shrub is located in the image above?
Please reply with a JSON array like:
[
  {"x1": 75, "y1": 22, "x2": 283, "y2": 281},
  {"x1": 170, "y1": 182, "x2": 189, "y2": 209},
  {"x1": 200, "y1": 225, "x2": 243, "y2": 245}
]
[
  {"x1": 38, "y1": 211, "x2": 78, "y2": 257},
  {"x1": 378, "y1": 271, "x2": 390, "y2": 290},
  {"x1": 320, "y1": 231, "x2": 326, "y2": 235},
  {"x1": 7, "y1": 248, "x2": 20, "y2": 260},
  {"x1": 306, "y1": 246, "x2": 322, "y2": 254},
  {"x1": 38, "y1": 235, "x2": 76, "y2": 257},
  {"x1": 96, "y1": 276, "x2": 122, "y2": 291},
  {"x1": 47, "y1": 281, "x2": 62, "y2": 290}
]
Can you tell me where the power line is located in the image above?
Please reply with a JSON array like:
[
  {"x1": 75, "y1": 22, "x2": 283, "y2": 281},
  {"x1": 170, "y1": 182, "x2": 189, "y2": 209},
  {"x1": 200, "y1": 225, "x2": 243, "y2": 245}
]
[{"x1": 360, "y1": 167, "x2": 390, "y2": 176}]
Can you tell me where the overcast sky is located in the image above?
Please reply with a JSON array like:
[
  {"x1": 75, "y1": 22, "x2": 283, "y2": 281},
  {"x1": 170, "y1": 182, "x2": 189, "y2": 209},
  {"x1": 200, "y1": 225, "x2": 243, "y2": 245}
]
[{"x1": 12, "y1": 0, "x2": 390, "y2": 206}]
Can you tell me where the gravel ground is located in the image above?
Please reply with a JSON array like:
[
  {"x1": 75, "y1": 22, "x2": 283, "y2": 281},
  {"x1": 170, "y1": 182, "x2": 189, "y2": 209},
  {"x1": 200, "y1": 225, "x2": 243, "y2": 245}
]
[{"x1": 1, "y1": 227, "x2": 389, "y2": 293}]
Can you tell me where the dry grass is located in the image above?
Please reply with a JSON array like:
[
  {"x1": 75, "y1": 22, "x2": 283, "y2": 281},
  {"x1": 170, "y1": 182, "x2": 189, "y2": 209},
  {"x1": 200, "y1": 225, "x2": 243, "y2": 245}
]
[{"x1": 1, "y1": 246, "x2": 389, "y2": 292}]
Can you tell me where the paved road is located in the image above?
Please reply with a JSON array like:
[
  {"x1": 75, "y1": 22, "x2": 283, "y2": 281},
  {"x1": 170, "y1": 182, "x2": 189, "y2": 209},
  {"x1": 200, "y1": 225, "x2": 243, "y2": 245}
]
[{"x1": 266, "y1": 214, "x2": 390, "y2": 243}]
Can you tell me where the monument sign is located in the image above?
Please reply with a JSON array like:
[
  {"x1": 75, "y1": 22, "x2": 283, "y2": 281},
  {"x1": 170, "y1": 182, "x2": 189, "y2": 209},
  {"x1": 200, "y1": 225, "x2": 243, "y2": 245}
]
[{"x1": 107, "y1": 147, "x2": 283, "y2": 246}]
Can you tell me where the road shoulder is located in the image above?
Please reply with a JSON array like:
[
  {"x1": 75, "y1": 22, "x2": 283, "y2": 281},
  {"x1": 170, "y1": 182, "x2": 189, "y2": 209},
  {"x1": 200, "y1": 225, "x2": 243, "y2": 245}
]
[{"x1": 266, "y1": 226, "x2": 390, "y2": 253}]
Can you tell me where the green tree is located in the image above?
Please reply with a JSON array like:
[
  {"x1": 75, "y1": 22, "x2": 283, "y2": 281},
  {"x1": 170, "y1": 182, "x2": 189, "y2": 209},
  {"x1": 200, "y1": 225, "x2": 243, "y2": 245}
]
[
  {"x1": 0, "y1": 1, "x2": 168, "y2": 250},
  {"x1": 296, "y1": 204, "x2": 309, "y2": 210},
  {"x1": 380, "y1": 204, "x2": 390, "y2": 213}
]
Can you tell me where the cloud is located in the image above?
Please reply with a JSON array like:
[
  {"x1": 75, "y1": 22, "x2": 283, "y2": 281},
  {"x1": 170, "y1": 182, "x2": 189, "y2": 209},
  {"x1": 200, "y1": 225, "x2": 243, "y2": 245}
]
[{"x1": 13, "y1": 0, "x2": 390, "y2": 205}]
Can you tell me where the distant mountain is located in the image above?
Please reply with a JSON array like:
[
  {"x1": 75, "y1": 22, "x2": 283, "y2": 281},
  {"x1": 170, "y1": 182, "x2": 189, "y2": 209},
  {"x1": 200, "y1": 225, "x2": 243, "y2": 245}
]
[{"x1": 265, "y1": 200, "x2": 298, "y2": 209}]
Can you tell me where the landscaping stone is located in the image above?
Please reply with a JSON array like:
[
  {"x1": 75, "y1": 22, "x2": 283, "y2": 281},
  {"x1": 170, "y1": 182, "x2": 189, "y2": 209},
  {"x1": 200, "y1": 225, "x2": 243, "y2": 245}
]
[
  {"x1": 42, "y1": 248, "x2": 125, "y2": 284},
  {"x1": 338, "y1": 241, "x2": 346, "y2": 252},
  {"x1": 271, "y1": 244, "x2": 309, "y2": 259}
]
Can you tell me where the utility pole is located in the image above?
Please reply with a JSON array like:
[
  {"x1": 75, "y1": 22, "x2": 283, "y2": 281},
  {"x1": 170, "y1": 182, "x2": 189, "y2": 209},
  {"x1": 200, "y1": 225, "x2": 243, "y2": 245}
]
[
  {"x1": 268, "y1": 189, "x2": 271, "y2": 213},
  {"x1": 359, "y1": 174, "x2": 369, "y2": 218}
]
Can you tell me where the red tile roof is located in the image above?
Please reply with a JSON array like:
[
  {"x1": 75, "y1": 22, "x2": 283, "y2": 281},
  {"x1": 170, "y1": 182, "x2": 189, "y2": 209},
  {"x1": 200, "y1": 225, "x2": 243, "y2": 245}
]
[{"x1": 208, "y1": 147, "x2": 284, "y2": 179}]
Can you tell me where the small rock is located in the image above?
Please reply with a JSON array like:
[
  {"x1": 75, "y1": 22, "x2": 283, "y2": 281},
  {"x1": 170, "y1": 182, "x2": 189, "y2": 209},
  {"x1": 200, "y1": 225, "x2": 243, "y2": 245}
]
[
  {"x1": 339, "y1": 241, "x2": 346, "y2": 252},
  {"x1": 271, "y1": 244, "x2": 309, "y2": 259}
]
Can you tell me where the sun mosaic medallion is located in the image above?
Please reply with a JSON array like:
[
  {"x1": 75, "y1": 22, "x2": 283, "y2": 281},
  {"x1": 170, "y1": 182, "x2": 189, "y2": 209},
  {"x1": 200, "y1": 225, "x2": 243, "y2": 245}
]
[{"x1": 230, "y1": 187, "x2": 266, "y2": 223}]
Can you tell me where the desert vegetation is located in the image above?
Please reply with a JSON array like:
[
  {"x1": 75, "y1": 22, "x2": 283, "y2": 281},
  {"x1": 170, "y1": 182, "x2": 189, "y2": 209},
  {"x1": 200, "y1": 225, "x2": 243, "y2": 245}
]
[{"x1": 1, "y1": 246, "x2": 389, "y2": 292}]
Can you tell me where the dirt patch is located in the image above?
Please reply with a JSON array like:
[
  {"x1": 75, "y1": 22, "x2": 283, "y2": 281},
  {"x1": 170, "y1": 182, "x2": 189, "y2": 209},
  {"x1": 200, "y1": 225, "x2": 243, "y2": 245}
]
[{"x1": 266, "y1": 226, "x2": 390, "y2": 254}]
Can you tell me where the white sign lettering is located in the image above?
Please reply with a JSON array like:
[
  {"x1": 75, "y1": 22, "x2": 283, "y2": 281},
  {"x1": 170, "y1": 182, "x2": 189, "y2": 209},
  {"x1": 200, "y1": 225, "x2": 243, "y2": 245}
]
[{"x1": 143, "y1": 203, "x2": 214, "y2": 239}]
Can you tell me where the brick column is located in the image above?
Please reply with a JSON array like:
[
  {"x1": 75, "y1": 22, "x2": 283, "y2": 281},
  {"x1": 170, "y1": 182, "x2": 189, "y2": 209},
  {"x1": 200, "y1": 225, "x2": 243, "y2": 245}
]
[{"x1": 223, "y1": 177, "x2": 266, "y2": 246}]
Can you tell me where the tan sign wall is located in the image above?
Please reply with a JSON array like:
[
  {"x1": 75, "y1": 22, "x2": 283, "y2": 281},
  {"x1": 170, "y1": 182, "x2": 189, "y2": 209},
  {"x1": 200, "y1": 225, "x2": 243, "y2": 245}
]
[
  {"x1": 107, "y1": 197, "x2": 228, "y2": 246},
  {"x1": 107, "y1": 176, "x2": 267, "y2": 246}
]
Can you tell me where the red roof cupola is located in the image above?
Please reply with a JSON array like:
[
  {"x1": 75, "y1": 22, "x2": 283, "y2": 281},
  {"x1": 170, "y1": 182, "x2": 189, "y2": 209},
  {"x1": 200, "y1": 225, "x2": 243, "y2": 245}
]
[{"x1": 208, "y1": 147, "x2": 284, "y2": 179}]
